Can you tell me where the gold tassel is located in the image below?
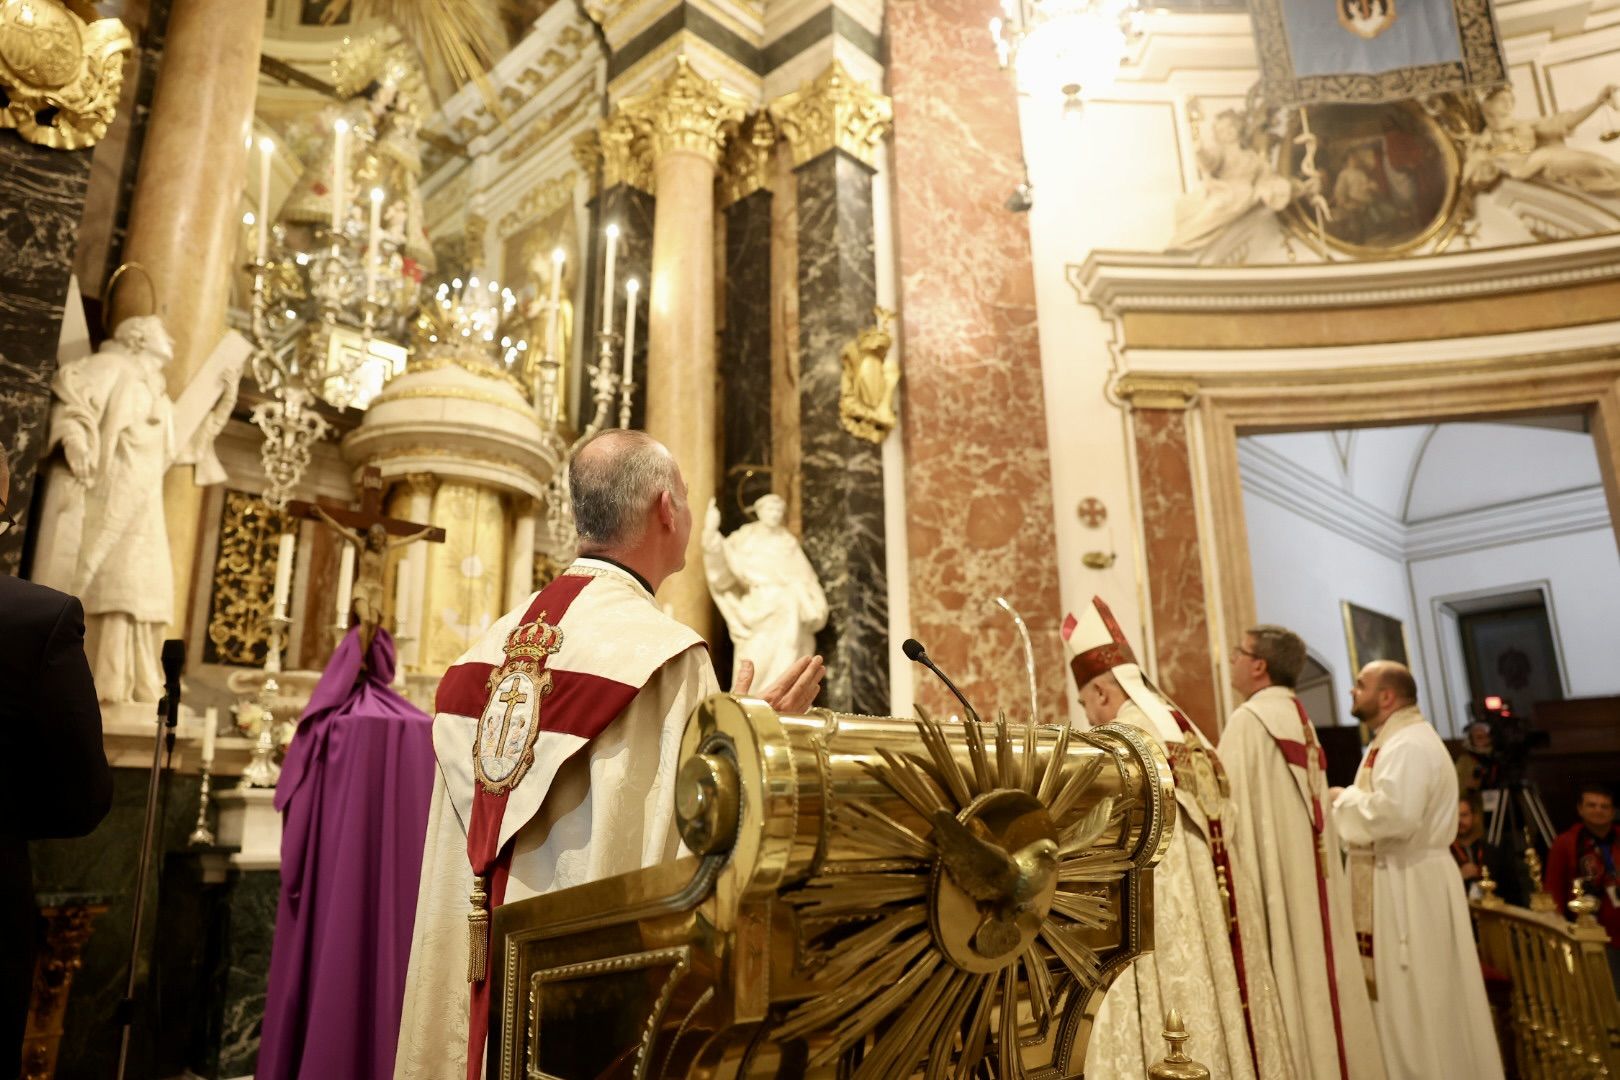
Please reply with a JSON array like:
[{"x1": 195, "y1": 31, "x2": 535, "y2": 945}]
[{"x1": 467, "y1": 874, "x2": 489, "y2": 983}]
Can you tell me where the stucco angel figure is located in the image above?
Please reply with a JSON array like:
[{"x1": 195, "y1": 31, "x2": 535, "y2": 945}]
[
  {"x1": 1464, "y1": 85, "x2": 1620, "y2": 195},
  {"x1": 1169, "y1": 110, "x2": 1312, "y2": 252},
  {"x1": 701, "y1": 494, "x2": 828, "y2": 689},
  {"x1": 32, "y1": 315, "x2": 240, "y2": 704}
]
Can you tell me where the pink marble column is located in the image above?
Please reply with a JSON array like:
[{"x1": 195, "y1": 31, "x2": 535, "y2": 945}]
[
  {"x1": 888, "y1": 0, "x2": 1065, "y2": 723},
  {"x1": 1133, "y1": 409, "x2": 1221, "y2": 737}
]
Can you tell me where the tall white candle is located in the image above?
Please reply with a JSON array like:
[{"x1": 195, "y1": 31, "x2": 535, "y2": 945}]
[
  {"x1": 600, "y1": 224, "x2": 619, "y2": 335},
  {"x1": 335, "y1": 543, "x2": 355, "y2": 627},
  {"x1": 544, "y1": 248, "x2": 564, "y2": 358},
  {"x1": 365, "y1": 187, "x2": 384, "y2": 300},
  {"x1": 201, "y1": 706, "x2": 218, "y2": 766},
  {"x1": 257, "y1": 137, "x2": 274, "y2": 261},
  {"x1": 623, "y1": 278, "x2": 639, "y2": 386},
  {"x1": 331, "y1": 118, "x2": 349, "y2": 232},
  {"x1": 272, "y1": 533, "x2": 294, "y2": 619},
  {"x1": 394, "y1": 563, "x2": 411, "y2": 636}
]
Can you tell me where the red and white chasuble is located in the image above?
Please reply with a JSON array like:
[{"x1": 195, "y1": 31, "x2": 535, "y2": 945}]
[
  {"x1": 393, "y1": 559, "x2": 714, "y2": 1080},
  {"x1": 1219, "y1": 686, "x2": 1386, "y2": 1080},
  {"x1": 1064, "y1": 599, "x2": 1294, "y2": 1080}
]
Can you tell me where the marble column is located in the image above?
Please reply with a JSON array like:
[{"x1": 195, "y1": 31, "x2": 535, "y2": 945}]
[
  {"x1": 507, "y1": 496, "x2": 537, "y2": 608},
  {"x1": 772, "y1": 63, "x2": 893, "y2": 715},
  {"x1": 718, "y1": 114, "x2": 777, "y2": 535},
  {"x1": 617, "y1": 59, "x2": 745, "y2": 639},
  {"x1": 888, "y1": 0, "x2": 1067, "y2": 723},
  {"x1": 0, "y1": 135, "x2": 93, "y2": 575},
  {"x1": 1131, "y1": 404, "x2": 1221, "y2": 738},
  {"x1": 113, "y1": 0, "x2": 267, "y2": 632},
  {"x1": 398, "y1": 473, "x2": 436, "y2": 673}
]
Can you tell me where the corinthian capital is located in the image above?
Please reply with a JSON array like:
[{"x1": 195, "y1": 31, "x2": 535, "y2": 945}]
[
  {"x1": 769, "y1": 61, "x2": 893, "y2": 171},
  {"x1": 616, "y1": 56, "x2": 747, "y2": 167}
]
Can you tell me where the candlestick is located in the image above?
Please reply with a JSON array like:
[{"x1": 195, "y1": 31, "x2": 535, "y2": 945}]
[
  {"x1": 331, "y1": 118, "x2": 349, "y2": 232},
  {"x1": 335, "y1": 543, "x2": 355, "y2": 629},
  {"x1": 272, "y1": 533, "x2": 294, "y2": 619},
  {"x1": 365, "y1": 187, "x2": 383, "y2": 300},
  {"x1": 623, "y1": 278, "x2": 639, "y2": 386},
  {"x1": 188, "y1": 764, "x2": 215, "y2": 847},
  {"x1": 257, "y1": 137, "x2": 274, "y2": 262},
  {"x1": 600, "y1": 224, "x2": 619, "y2": 336},
  {"x1": 201, "y1": 706, "x2": 218, "y2": 766}
]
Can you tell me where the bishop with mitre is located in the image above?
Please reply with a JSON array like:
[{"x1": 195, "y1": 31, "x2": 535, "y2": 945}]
[{"x1": 1066, "y1": 596, "x2": 1293, "y2": 1080}]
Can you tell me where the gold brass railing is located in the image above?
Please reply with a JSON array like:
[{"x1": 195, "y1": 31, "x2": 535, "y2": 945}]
[{"x1": 1471, "y1": 871, "x2": 1620, "y2": 1079}]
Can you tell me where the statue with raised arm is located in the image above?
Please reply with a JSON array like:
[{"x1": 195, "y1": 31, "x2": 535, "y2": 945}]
[
  {"x1": 701, "y1": 494, "x2": 828, "y2": 690},
  {"x1": 1465, "y1": 84, "x2": 1620, "y2": 195},
  {"x1": 316, "y1": 509, "x2": 436, "y2": 660}
]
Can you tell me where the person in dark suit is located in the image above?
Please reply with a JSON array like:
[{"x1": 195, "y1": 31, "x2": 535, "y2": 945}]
[{"x1": 0, "y1": 445, "x2": 113, "y2": 1072}]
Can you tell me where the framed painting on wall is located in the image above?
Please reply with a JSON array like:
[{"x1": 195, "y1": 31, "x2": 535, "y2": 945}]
[{"x1": 1341, "y1": 600, "x2": 1410, "y2": 672}]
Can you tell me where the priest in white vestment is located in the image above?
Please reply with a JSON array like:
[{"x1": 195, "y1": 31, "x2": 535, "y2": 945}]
[
  {"x1": 1331, "y1": 661, "x2": 1503, "y2": 1080},
  {"x1": 394, "y1": 431, "x2": 825, "y2": 1080},
  {"x1": 1066, "y1": 597, "x2": 1294, "y2": 1080},
  {"x1": 1222, "y1": 625, "x2": 1386, "y2": 1080}
]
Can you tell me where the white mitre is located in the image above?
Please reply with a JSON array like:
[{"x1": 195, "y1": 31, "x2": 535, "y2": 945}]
[{"x1": 1061, "y1": 595, "x2": 1184, "y2": 746}]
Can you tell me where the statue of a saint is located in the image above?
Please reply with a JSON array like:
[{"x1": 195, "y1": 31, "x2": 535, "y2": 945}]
[
  {"x1": 839, "y1": 307, "x2": 900, "y2": 443},
  {"x1": 32, "y1": 315, "x2": 239, "y2": 704},
  {"x1": 316, "y1": 510, "x2": 437, "y2": 661},
  {"x1": 1464, "y1": 85, "x2": 1620, "y2": 195},
  {"x1": 701, "y1": 494, "x2": 828, "y2": 690},
  {"x1": 1168, "y1": 110, "x2": 1300, "y2": 252}
]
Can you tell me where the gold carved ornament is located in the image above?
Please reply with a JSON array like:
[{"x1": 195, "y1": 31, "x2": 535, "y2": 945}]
[
  {"x1": 1113, "y1": 373, "x2": 1200, "y2": 410},
  {"x1": 206, "y1": 490, "x2": 292, "y2": 666},
  {"x1": 717, "y1": 109, "x2": 776, "y2": 209},
  {"x1": 0, "y1": 0, "x2": 132, "y2": 150},
  {"x1": 839, "y1": 305, "x2": 901, "y2": 443},
  {"x1": 613, "y1": 55, "x2": 747, "y2": 167},
  {"x1": 769, "y1": 59, "x2": 893, "y2": 170}
]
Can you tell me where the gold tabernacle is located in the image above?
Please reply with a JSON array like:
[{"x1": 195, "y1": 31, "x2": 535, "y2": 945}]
[{"x1": 489, "y1": 696, "x2": 1176, "y2": 1078}]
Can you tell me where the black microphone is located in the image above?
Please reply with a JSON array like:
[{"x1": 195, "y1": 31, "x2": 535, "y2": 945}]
[
  {"x1": 161, "y1": 639, "x2": 185, "y2": 698},
  {"x1": 902, "y1": 638, "x2": 982, "y2": 726}
]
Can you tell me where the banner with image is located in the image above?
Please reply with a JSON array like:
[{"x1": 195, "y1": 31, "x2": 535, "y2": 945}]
[{"x1": 1250, "y1": 0, "x2": 1508, "y2": 106}]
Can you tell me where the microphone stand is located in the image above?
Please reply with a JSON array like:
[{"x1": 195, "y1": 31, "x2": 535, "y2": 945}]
[
  {"x1": 902, "y1": 638, "x2": 983, "y2": 727},
  {"x1": 115, "y1": 640, "x2": 185, "y2": 1080}
]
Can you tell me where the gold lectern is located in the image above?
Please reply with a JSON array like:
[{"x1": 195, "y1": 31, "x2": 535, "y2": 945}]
[{"x1": 490, "y1": 696, "x2": 1175, "y2": 1078}]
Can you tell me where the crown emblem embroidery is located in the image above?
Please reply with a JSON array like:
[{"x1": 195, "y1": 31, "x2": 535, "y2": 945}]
[{"x1": 504, "y1": 614, "x2": 564, "y2": 664}]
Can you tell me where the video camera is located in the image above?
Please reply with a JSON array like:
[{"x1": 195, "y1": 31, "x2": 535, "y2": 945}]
[{"x1": 1469, "y1": 695, "x2": 1551, "y2": 788}]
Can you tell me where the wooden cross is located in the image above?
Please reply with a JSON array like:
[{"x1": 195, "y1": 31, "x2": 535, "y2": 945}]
[
  {"x1": 495, "y1": 679, "x2": 528, "y2": 749},
  {"x1": 286, "y1": 466, "x2": 446, "y2": 545}
]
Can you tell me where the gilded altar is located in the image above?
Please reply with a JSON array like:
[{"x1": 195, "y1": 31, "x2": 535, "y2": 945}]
[{"x1": 489, "y1": 697, "x2": 1176, "y2": 1078}]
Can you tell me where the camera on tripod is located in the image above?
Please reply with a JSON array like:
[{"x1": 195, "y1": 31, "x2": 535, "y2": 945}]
[{"x1": 1468, "y1": 695, "x2": 1556, "y2": 851}]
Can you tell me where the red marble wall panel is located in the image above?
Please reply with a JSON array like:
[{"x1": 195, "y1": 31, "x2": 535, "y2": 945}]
[
  {"x1": 888, "y1": 0, "x2": 1066, "y2": 723},
  {"x1": 1133, "y1": 408, "x2": 1221, "y2": 737}
]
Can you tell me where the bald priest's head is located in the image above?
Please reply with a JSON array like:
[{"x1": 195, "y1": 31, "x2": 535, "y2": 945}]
[
  {"x1": 1349, "y1": 660, "x2": 1418, "y2": 730},
  {"x1": 569, "y1": 429, "x2": 692, "y2": 593}
]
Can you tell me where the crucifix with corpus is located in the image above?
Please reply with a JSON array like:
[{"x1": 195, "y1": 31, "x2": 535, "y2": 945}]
[{"x1": 286, "y1": 466, "x2": 446, "y2": 662}]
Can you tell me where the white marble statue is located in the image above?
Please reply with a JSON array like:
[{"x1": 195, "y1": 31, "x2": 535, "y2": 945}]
[
  {"x1": 32, "y1": 315, "x2": 240, "y2": 704},
  {"x1": 701, "y1": 494, "x2": 828, "y2": 690},
  {"x1": 1169, "y1": 110, "x2": 1300, "y2": 252},
  {"x1": 1465, "y1": 85, "x2": 1620, "y2": 196}
]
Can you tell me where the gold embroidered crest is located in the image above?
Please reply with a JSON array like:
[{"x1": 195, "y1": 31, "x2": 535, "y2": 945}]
[{"x1": 473, "y1": 613, "x2": 563, "y2": 796}]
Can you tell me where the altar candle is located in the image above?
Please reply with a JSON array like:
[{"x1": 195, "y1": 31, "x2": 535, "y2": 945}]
[
  {"x1": 257, "y1": 137, "x2": 274, "y2": 261},
  {"x1": 272, "y1": 533, "x2": 294, "y2": 618},
  {"x1": 623, "y1": 278, "x2": 639, "y2": 385},
  {"x1": 331, "y1": 119, "x2": 349, "y2": 232},
  {"x1": 600, "y1": 224, "x2": 619, "y2": 335},
  {"x1": 544, "y1": 248, "x2": 564, "y2": 358},
  {"x1": 366, "y1": 187, "x2": 384, "y2": 300},
  {"x1": 335, "y1": 543, "x2": 355, "y2": 626},
  {"x1": 394, "y1": 564, "x2": 411, "y2": 636},
  {"x1": 201, "y1": 706, "x2": 218, "y2": 766}
]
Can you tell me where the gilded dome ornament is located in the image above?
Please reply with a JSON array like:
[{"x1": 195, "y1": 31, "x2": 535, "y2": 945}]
[{"x1": 0, "y1": 0, "x2": 132, "y2": 150}]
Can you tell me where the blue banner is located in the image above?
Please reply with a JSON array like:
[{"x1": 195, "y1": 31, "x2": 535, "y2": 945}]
[{"x1": 1251, "y1": 0, "x2": 1507, "y2": 105}]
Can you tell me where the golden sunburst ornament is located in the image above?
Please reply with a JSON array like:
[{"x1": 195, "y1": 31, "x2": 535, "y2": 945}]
[{"x1": 771, "y1": 708, "x2": 1152, "y2": 1078}]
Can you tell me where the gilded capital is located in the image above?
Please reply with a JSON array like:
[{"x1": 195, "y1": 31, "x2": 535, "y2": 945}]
[
  {"x1": 615, "y1": 56, "x2": 746, "y2": 167},
  {"x1": 403, "y1": 472, "x2": 439, "y2": 497},
  {"x1": 598, "y1": 109, "x2": 654, "y2": 194},
  {"x1": 769, "y1": 61, "x2": 893, "y2": 171},
  {"x1": 0, "y1": 0, "x2": 133, "y2": 150},
  {"x1": 718, "y1": 111, "x2": 777, "y2": 209},
  {"x1": 1113, "y1": 374, "x2": 1200, "y2": 410},
  {"x1": 572, "y1": 128, "x2": 603, "y2": 197}
]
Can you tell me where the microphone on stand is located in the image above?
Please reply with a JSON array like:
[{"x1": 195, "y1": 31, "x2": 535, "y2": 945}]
[{"x1": 901, "y1": 638, "x2": 983, "y2": 726}]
